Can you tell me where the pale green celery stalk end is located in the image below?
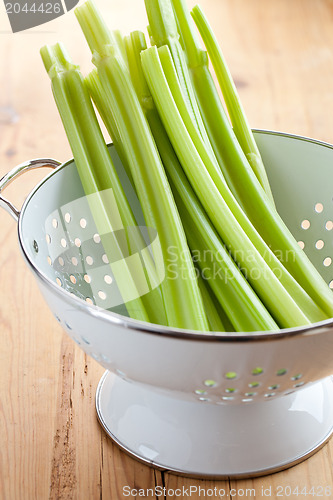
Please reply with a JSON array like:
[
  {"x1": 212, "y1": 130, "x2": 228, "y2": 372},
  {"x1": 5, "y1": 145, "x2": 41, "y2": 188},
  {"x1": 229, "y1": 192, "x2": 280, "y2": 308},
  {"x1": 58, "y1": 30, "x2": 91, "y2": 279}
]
[
  {"x1": 112, "y1": 30, "x2": 129, "y2": 68},
  {"x1": 40, "y1": 42, "x2": 78, "y2": 76},
  {"x1": 75, "y1": 0, "x2": 113, "y2": 54},
  {"x1": 125, "y1": 31, "x2": 154, "y2": 112},
  {"x1": 191, "y1": 5, "x2": 275, "y2": 203},
  {"x1": 170, "y1": 0, "x2": 205, "y2": 69},
  {"x1": 144, "y1": 0, "x2": 212, "y2": 148},
  {"x1": 144, "y1": 0, "x2": 179, "y2": 47}
]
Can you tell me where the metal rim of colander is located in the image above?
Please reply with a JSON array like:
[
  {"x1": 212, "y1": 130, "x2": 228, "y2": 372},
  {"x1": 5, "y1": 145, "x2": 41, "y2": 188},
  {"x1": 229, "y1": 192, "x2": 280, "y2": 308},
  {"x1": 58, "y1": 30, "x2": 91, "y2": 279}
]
[{"x1": 17, "y1": 129, "x2": 333, "y2": 343}]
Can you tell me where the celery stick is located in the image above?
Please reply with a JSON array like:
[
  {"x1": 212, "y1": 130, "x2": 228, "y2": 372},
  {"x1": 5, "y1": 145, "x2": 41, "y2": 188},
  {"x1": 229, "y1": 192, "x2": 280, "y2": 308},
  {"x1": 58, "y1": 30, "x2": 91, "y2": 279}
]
[
  {"x1": 192, "y1": 6, "x2": 274, "y2": 201},
  {"x1": 85, "y1": 70, "x2": 169, "y2": 326},
  {"x1": 125, "y1": 30, "x2": 279, "y2": 330},
  {"x1": 197, "y1": 276, "x2": 228, "y2": 332},
  {"x1": 144, "y1": 0, "x2": 213, "y2": 153},
  {"x1": 172, "y1": 0, "x2": 274, "y2": 202},
  {"x1": 85, "y1": 69, "x2": 135, "y2": 187},
  {"x1": 145, "y1": 102, "x2": 279, "y2": 331},
  {"x1": 75, "y1": 0, "x2": 209, "y2": 331},
  {"x1": 112, "y1": 30, "x2": 129, "y2": 69},
  {"x1": 169, "y1": 2, "x2": 333, "y2": 317},
  {"x1": 141, "y1": 45, "x2": 314, "y2": 328},
  {"x1": 152, "y1": 44, "x2": 328, "y2": 324},
  {"x1": 40, "y1": 43, "x2": 162, "y2": 324}
]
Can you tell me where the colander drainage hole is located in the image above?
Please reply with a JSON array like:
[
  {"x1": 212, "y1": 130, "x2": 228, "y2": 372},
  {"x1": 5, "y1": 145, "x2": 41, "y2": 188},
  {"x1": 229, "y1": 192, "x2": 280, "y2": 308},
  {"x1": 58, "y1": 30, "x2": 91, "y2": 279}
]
[
  {"x1": 276, "y1": 368, "x2": 287, "y2": 376},
  {"x1": 315, "y1": 202, "x2": 324, "y2": 213},
  {"x1": 323, "y1": 257, "x2": 332, "y2": 267},
  {"x1": 301, "y1": 219, "x2": 310, "y2": 230},
  {"x1": 325, "y1": 221, "x2": 333, "y2": 230},
  {"x1": 329, "y1": 281, "x2": 333, "y2": 289},
  {"x1": 65, "y1": 212, "x2": 71, "y2": 223},
  {"x1": 268, "y1": 384, "x2": 279, "y2": 390},
  {"x1": 93, "y1": 233, "x2": 101, "y2": 243},
  {"x1": 291, "y1": 373, "x2": 302, "y2": 381},
  {"x1": 315, "y1": 240, "x2": 324, "y2": 250},
  {"x1": 224, "y1": 371, "x2": 237, "y2": 380},
  {"x1": 204, "y1": 379, "x2": 217, "y2": 387},
  {"x1": 264, "y1": 392, "x2": 276, "y2": 398},
  {"x1": 102, "y1": 254, "x2": 109, "y2": 264},
  {"x1": 52, "y1": 218, "x2": 58, "y2": 229},
  {"x1": 297, "y1": 241, "x2": 305, "y2": 250},
  {"x1": 195, "y1": 389, "x2": 207, "y2": 395},
  {"x1": 249, "y1": 382, "x2": 260, "y2": 388},
  {"x1": 80, "y1": 218, "x2": 87, "y2": 229},
  {"x1": 251, "y1": 367, "x2": 263, "y2": 376}
]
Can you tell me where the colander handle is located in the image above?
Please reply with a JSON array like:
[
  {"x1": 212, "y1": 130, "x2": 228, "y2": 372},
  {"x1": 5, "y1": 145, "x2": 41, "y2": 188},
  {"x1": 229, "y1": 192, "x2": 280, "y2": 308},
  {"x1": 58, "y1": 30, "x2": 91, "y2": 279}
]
[{"x1": 0, "y1": 158, "x2": 61, "y2": 221}]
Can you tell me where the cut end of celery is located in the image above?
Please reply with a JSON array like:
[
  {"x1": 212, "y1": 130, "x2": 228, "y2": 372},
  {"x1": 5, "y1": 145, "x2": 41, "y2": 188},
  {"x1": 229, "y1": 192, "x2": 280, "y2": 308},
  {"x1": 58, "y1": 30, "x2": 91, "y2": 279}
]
[
  {"x1": 40, "y1": 42, "x2": 78, "y2": 76},
  {"x1": 75, "y1": 0, "x2": 113, "y2": 54}
]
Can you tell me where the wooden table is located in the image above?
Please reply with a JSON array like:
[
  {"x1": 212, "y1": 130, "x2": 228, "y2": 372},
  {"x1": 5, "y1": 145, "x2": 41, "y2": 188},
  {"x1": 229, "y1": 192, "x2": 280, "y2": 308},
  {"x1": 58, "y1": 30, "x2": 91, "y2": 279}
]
[{"x1": 1, "y1": 0, "x2": 333, "y2": 498}]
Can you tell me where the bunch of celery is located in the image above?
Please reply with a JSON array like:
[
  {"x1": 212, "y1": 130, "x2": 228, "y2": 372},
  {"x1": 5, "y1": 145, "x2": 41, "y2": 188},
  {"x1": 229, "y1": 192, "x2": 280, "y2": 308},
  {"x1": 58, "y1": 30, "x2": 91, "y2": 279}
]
[{"x1": 40, "y1": 0, "x2": 333, "y2": 332}]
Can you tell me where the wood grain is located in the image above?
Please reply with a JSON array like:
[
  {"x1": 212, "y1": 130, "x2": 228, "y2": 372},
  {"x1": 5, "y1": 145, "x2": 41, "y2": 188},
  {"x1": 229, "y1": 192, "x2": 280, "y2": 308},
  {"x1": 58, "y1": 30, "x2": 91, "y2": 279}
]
[{"x1": 1, "y1": 0, "x2": 333, "y2": 498}]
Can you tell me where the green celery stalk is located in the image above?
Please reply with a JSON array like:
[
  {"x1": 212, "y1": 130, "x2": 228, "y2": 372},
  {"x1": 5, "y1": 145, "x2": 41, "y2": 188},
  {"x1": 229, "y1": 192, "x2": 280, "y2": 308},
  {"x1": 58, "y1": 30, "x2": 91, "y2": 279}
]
[
  {"x1": 197, "y1": 276, "x2": 228, "y2": 332},
  {"x1": 85, "y1": 69, "x2": 135, "y2": 187},
  {"x1": 75, "y1": 0, "x2": 209, "y2": 331},
  {"x1": 84, "y1": 69, "x2": 167, "y2": 325},
  {"x1": 172, "y1": 0, "x2": 274, "y2": 202},
  {"x1": 153, "y1": 44, "x2": 328, "y2": 324},
  {"x1": 125, "y1": 29, "x2": 279, "y2": 331},
  {"x1": 112, "y1": 30, "x2": 129, "y2": 69},
  {"x1": 169, "y1": 2, "x2": 333, "y2": 317},
  {"x1": 166, "y1": 142, "x2": 280, "y2": 331},
  {"x1": 144, "y1": 0, "x2": 214, "y2": 154},
  {"x1": 141, "y1": 45, "x2": 315, "y2": 328},
  {"x1": 40, "y1": 43, "x2": 152, "y2": 323}
]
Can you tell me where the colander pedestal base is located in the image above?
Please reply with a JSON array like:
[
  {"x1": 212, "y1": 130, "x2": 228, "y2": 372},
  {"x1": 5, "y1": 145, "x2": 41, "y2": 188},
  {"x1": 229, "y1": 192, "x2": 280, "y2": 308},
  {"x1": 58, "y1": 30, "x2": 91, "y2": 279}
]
[{"x1": 96, "y1": 371, "x2": 333, "y2": 478}]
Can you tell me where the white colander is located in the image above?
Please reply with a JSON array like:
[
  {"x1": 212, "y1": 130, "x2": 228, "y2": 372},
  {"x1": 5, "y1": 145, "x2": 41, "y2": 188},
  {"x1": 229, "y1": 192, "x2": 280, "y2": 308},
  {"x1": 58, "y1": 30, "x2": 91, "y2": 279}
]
[{"x1": 1, "y1": 130, "x2": 333, "y2": 479}]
